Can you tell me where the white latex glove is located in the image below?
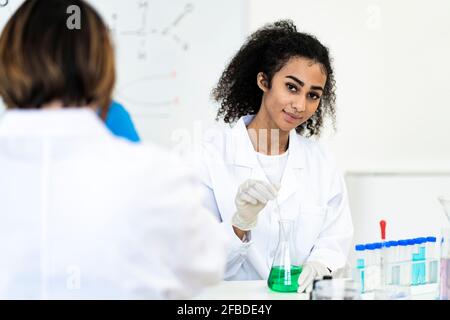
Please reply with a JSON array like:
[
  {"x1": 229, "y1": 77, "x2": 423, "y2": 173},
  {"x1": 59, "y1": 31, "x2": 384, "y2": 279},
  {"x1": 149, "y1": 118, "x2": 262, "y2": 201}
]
[
  {"x1": 231, "y1": 179, "x2": 278, "y2": 231},
  {"x1": 297, "y1": 261, "x2": 331, "y2": 293}
]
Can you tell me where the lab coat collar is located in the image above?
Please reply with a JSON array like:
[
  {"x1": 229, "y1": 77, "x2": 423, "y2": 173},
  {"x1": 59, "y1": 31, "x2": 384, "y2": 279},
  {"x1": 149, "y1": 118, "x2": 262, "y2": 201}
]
[
  {"x1": 228, "y1": 115, "x2": 305, "y2": 169},
  {"x1": 229, "y1": 115, "x2": 306, "y2": 204},
  {"x1": 0, "y1": 108, "x2": 111, "y2": 138}
]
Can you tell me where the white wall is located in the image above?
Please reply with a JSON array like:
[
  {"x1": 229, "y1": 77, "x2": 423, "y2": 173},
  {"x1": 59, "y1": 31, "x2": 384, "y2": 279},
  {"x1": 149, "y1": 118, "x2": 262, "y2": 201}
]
[
  {"x1": 249, "y1": 0, "x2": 450, "y2": 173},
  {"x1": 346, "y1": 173, "x2": 450, "y2": 244}
]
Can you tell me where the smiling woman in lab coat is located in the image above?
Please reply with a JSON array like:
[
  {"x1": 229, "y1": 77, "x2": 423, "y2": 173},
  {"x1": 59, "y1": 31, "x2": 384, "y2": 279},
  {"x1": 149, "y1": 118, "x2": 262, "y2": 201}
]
[
  {"x1": 0, "y1": 0, "x2": 226, "y2": 299},
  {"x1": 194, "y1": 20, "x2": 353, "y2": 292}
]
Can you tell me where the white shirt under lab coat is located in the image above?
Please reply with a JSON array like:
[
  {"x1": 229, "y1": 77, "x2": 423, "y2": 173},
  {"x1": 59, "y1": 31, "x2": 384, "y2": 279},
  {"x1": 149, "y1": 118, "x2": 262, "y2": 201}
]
[
  {"x1": 0, "y1": 109, "x2": 226, "y2": 299},
  {"x1": 193, "y1": 115, "x2": 353, "y2": 281}
]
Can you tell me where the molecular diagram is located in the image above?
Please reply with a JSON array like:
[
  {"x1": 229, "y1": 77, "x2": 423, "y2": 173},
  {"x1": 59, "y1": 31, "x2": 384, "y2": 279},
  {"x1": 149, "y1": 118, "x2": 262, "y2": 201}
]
[{"x1": 110, "y1": 0, "x2": 194, "y2": 60}]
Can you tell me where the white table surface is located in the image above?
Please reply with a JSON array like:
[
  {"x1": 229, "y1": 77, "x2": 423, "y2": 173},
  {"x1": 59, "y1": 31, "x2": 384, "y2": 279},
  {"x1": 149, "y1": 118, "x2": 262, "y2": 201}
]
[
  {"x1": 193, "y1": 280, "x2": 439, "y2": 300},
  {"x1": 193, "y1": 280, "x2": 309, "y2": 300}
]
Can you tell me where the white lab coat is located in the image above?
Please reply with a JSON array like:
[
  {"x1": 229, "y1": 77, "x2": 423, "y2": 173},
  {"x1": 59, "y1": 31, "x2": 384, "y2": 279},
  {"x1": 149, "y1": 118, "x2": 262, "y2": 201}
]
[
  {"x1": 0, "y1": 109, "x2": 226, "y2": 299},
  {"x1": 193, "y1": 115, "x2": 353, "y2": 281}
]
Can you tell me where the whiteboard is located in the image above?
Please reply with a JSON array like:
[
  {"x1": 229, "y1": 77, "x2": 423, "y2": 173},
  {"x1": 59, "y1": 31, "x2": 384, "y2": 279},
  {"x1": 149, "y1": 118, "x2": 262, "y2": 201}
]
[{"x1": 0, "y1": 0, "x2": 247, "y2": 146}]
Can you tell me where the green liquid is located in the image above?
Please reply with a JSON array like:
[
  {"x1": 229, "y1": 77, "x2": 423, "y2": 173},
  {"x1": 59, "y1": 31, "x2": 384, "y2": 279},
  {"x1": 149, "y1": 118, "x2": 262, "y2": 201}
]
[{"x1": 267, "y1": 265, "x2": 302, "y2": 292}]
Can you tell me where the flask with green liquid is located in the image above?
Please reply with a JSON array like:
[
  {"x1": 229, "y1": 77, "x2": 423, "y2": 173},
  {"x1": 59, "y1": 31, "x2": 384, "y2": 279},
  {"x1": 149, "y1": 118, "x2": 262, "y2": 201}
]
[{"x1": 267, "y1": 219, "x2": 302, "y2": 292}]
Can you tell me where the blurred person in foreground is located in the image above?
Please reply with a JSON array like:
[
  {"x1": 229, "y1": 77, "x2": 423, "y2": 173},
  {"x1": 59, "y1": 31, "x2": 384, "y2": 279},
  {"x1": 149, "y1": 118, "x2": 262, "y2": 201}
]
[{"x1": 0, "y1": 0, "x2": 225, "y2": 299}]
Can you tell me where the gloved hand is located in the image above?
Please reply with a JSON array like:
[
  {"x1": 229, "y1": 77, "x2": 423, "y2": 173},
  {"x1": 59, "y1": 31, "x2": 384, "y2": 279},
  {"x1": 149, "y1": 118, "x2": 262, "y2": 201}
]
[
  {"x1": 297, "y1": 261, "x2": 331, "y2": 293},
  {"x1": 231, "y1": 179, "x2": 278, "y2": 231}
]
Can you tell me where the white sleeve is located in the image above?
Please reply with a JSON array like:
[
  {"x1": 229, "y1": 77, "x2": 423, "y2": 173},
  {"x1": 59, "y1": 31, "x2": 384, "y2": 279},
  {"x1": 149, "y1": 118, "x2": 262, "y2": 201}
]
[
  {"x1": 162, "y1": 168, "x2": 227, "y2": 298},
  {"x1": 201, "y1": 184, "x2": 253, "y2": 280},
  {"x1": 190, "y1": 146, "x2": 252, "y2": 280},
  {"x1": 307, "y1": 168, "x2": 354, "y2": 272},
  {"x1": 123, "y1": 151, "x2": 227, "y2": 299}
]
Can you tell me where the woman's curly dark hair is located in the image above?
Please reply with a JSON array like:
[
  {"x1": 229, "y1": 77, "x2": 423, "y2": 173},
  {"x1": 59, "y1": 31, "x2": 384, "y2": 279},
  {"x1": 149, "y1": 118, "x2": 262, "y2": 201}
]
[{"x1": 212, "y1": 20, "x2": 336, "y2": 137}]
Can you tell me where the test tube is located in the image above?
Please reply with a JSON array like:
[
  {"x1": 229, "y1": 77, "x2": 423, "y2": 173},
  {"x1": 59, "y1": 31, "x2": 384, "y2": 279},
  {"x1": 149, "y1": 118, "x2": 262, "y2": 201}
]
[
  {"x1": 409, "y1": 238, "x2": 420, "y2": 286},
  {"x1": 374, "y1": 242, "x2": 383, "y2": 286},
  {"x1": 417, "y1": 237, "x2": 427, "y2": 285},
  {"x1": 373, "y1": 243, "x2": 382, "y2": 264},
  {"x1": 355, "y1": 244, "x2": 366, "y2": 292},
  {"x1": 398, "y1": 239, "x2": 411, "y2": 286},
  {"x1": 426, "y1": 236, "x2": 438, "y2": 283},
  {"x1": 386, "y1": 240, "x2": 400, "y2": 285},
  {"x1": 364, "y1": 243, "x2": 377, "y2": 291}
]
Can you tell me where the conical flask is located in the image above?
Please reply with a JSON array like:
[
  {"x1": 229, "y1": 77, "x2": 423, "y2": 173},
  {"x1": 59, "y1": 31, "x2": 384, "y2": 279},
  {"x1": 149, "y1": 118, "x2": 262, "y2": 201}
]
[
  {"x1": 438, "y1": 196, "x2": 450, "y2": 224},
  {"x1": 267, "y1": 219, "x2": 302, "y2": 292}
]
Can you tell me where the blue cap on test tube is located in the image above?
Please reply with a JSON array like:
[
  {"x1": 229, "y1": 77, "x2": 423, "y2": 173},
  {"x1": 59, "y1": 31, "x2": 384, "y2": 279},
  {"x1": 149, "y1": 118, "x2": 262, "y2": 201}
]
[
  {"x1": 387, "y1": 240, "x2": 398, "y2": 247},
  {"x1": 417, "y1": 237, "x2": 427, "y2": 244},
  {"x1": 426, "y1": 236, "x2": 436, "y2": 243},
  {"x1": 373, "y1": 242, "x2": 382, "y2": 249},
  {"x1": 406, "y1": 239, "x2": 416, "y2": 246},
  {"x1": 398, "y1": 240, "x2": 408, "y2": 246},
  {"x1": 355, "y1": 244, "x2": 365, "y2": 251},
  {"x1": 365, "y1": 243, "x2": 376, "y2": 250}
]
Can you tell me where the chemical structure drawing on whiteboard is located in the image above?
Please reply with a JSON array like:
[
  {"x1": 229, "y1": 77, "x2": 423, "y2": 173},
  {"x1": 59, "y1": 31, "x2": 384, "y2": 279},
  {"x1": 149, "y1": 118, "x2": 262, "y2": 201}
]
[
  {"x1": 0, "y1": 0, "x2": 247, "y2": 136},
  {"x1": 117, "y1": 71, "x2": 180, "y2": 114},
  {"x1": 0, "y1": 0, "x2": 194, "y2": 117},
  {"x1": 102, "y1": 0, "x2": 196, "y2": 116},
  {"x1": 109, "y1": 0, "x2": 194, "y2": 61}
]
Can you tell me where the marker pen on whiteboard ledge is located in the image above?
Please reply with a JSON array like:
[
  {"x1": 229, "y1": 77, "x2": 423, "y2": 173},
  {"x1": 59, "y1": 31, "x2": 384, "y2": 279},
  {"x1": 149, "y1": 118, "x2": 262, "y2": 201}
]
[{"x1": 379, "y1": 220, "x2": 387, "y2": 287}]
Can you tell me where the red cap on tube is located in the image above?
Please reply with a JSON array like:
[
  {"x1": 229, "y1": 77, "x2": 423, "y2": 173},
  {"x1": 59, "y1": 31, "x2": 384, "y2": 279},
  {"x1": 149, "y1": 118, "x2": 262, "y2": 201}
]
[{"x1": 380, "y1": 220, "x2": 386, "y2": 241}]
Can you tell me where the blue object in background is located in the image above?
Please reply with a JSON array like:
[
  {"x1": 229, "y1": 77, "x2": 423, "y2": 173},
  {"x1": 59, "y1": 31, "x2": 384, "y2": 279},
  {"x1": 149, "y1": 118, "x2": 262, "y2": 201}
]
[{"x1": 105, "y1": 101, "x2": 141, "y2": 143}]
